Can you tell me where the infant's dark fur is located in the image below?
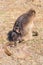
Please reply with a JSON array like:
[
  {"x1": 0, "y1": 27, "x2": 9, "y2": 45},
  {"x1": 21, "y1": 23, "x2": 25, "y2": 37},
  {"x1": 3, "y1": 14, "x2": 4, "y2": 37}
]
[
  {"x1": 8, "y1": 9, "x2": 38, "y2": 43},
  {"x1": 8, "y1": 30, "x2": 21, "y2": 42}
]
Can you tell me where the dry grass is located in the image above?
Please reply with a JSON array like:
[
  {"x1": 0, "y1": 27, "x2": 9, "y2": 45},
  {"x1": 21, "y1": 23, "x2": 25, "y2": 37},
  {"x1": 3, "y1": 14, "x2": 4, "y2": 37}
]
[{"x1": 0, "y1": 0, "x2": 43, "y2": 65}]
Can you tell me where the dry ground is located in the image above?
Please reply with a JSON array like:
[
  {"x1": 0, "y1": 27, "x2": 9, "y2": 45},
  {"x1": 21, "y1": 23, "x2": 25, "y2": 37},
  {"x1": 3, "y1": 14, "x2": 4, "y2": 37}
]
[{"x1": 0, "y1": 0, "x2": 43, "y2": 65}]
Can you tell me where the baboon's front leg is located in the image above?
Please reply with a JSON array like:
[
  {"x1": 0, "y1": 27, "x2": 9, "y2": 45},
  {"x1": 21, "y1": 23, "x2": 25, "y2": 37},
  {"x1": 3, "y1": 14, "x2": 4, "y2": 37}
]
[
  {"x1": 29, "y1": 28, "x2": 33, "y2": 40},
  {"x1": 32, "y1": 23, "x2": 38, "y2": 36}
]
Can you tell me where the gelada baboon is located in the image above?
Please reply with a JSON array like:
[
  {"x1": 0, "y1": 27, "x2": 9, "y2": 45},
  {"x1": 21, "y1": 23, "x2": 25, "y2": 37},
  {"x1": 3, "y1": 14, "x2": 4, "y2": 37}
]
[{"x1": 8, "y1": 9, "x2": 38, "y2": 43}]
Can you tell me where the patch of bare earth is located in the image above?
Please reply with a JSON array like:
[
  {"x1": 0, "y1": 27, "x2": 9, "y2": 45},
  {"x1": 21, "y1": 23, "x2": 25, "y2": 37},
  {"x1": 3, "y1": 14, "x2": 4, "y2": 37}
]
[{"x1": 0, "y1": 0, "x2": 43, "y2": 65}]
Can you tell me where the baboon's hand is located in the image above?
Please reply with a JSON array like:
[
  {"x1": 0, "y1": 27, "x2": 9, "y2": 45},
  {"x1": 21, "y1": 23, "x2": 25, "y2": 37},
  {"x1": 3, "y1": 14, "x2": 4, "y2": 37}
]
[{"x1": 32, "y1": 31, "x2": 38, "y2": 36}]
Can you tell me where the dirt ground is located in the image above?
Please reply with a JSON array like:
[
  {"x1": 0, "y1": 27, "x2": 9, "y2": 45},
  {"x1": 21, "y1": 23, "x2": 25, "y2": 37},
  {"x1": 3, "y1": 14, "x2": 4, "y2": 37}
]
[{"x1": 0, "y1": 0, "x2": 43, "y2": 65}]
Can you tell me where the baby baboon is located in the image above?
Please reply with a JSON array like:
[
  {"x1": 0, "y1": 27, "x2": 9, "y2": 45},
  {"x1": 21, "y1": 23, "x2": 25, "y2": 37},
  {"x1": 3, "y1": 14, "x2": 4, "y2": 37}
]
[{"x1": 8, "y1": 9, "x2": 38, "y2": 43}]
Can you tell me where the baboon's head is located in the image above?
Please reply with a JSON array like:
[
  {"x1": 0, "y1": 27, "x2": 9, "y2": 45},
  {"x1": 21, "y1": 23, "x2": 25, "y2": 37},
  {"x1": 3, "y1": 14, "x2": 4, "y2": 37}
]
[
  {"x1": 27, "y1": 9, "x2": 36, "y2": 18},
  {"x1": 7, "y1": 30, "x2": 18, "y2": 42},
  {"x1": 27, "y1": 9, "x2": 36, "y2": 22}
]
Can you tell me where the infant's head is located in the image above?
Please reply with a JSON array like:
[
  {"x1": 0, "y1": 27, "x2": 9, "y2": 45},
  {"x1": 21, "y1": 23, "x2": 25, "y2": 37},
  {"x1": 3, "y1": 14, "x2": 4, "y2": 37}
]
[{"x1": 7, "y1": 30, "x2": 18, "y2": 42}]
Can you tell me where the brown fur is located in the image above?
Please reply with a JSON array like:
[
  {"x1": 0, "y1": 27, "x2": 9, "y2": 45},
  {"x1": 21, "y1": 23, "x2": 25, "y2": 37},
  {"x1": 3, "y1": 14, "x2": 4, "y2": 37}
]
[
  {"x1": 13, "y1": 9, "x2": 36, "y2": 34},
  {"x1": 8, "y1": 9, "x2": 38, "y2": 44}
]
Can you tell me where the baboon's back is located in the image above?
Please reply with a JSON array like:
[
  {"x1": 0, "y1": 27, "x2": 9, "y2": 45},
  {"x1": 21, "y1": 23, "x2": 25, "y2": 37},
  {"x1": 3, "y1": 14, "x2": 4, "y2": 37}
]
[{"x1": 14, "y1": 13, "x2": 29, "y2": 30}]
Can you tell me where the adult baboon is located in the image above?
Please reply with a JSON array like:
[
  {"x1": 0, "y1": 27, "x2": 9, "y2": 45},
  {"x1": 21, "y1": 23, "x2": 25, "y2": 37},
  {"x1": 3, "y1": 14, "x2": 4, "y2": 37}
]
[{"x1": 8, "y1": 9, "x2": 38, "y2": 44}]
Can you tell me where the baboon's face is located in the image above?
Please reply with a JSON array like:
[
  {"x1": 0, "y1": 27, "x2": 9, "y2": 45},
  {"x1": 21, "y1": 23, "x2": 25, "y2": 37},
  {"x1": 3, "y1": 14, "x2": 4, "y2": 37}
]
[
  {"x1": 28, "y1": 9, "x2": 36, "y2": 18},
  {"x1": 27, "y1": 9, "x2": 36, "y2": 22},
  {"x1": 31, "y1": 10, "x2": 36, "y2": 18}
]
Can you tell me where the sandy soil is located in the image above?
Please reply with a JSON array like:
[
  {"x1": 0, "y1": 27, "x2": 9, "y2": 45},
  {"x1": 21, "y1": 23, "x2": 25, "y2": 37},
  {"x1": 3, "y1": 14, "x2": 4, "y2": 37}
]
[{"x1": 0, "y1": 0, "x2": 43, "y2": 65}]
